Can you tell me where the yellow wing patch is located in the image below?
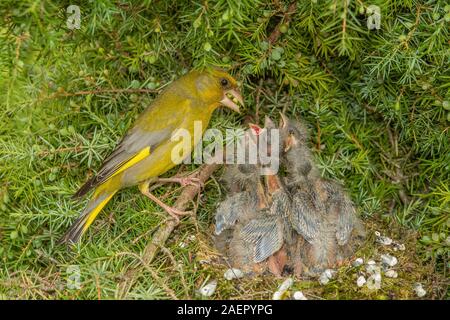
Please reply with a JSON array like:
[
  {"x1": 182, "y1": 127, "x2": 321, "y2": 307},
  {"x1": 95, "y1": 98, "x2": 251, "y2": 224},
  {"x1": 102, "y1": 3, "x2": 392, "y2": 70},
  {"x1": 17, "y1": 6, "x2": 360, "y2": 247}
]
[
  {"x1": 82, "y1": 192, "x2": 116, "y2": 232},
  {"x1": 80, "y1": 147, "x2": 151, "y2": 232},
  {"x1": 110, "y1": 146, "x2": 151, "y2": 179}
]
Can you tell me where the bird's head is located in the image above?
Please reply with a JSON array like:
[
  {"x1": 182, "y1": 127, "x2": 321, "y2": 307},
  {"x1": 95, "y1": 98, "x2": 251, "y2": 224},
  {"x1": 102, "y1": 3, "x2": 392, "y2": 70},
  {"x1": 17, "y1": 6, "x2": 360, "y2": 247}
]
[
  {"x1": 279, "y1": 113, "x2": 309, "y2": 152},
  {"x1": 194, "y1": 68, "x2": 243, "y2": 113},
  {"x1": 248, "y1": 117, "x2": 277, "y2": 151}
]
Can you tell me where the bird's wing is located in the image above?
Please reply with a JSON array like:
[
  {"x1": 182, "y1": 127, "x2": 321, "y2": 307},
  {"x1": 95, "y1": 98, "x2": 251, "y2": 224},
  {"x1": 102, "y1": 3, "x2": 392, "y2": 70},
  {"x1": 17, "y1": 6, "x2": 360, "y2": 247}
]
[
  {"x1": 269, "y1": 190, "x2": 291, "y2": 218},
  {"x1": 241, "y1": 216, "x2": 284, "y2": 263},
  {"x1": 335, "y1": 194, "x2": 356, "y2": 245},
  {"x1": 215, "y1": 191, "x2": 256, "y2": 235},
  {"x1": 74, "y1": 99, "x2": 190, "y2": 197},
  {"x1": 321, "y1": 180, "x2": 357, "y2": 246},
  {"x1": 290, "y1": 192, "x2": 321, "y2": 243},
  {"x1": 215, "y1": 193, "x2": 243, "y2": 235}
]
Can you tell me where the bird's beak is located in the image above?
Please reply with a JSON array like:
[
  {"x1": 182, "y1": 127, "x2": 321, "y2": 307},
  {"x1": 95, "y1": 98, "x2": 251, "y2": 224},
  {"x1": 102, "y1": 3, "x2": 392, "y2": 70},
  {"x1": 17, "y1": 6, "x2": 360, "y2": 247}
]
[
  {"x1": 247, "y1": 123, "x2": 266, "y2": 145},
  {"x1": 221, "y1": 88, "x2": 243, "y2": 113},
  {"x1": 284, "y1": 135, "x2": 295, "y2": 152},
  {"x1": 279, "y1": 113, "x2": 296, "y2": 152},
  {"x1": 279, "y1": 112, "x2": 288, "y2": 129},
  {"x1": 248, "y1": 123, "x2": 263, "y2": 136}
]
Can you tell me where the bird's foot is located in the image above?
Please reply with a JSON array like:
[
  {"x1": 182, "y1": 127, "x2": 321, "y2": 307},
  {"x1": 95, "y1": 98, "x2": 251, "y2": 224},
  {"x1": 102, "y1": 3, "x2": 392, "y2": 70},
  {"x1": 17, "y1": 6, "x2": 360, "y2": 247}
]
[
  {"x1": 139, "y1": 183, "x2": 192, "y2": 223},
  {"x1": 162, "y1": 205, "x2": 192, "y2": 223}
]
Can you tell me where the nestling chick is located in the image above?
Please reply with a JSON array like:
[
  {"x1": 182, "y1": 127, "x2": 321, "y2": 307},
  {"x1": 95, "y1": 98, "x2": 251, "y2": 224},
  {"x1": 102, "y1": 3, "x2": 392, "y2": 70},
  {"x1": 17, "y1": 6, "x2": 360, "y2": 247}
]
[
  {"x1": 215, "y1": 114, "x2": 366, "y2": 277},
  {"x1": 280, "y1": 114, "x2": 365, "y2": 276},
  {"x1": 216, "y1": 119, "x2": 292, "y2": 276},
  {"x1": 214, "y1": 124, "x2": 267, "y2": 273},
  {"x1": 214, "y1": 120, "x2": 286, "y2": 275},
  {"x1": 214, "y1": 191, "x2": 258, "y2": 235},
  {"x1": 279, "y1": 113, "x2": 320, "y2": 187},
  {"x1": 221, "y1": 123, "x2": 269, "y2": 201},
  {"x1": 240, "y1": 177, "x2": 292, "y2": 275}
]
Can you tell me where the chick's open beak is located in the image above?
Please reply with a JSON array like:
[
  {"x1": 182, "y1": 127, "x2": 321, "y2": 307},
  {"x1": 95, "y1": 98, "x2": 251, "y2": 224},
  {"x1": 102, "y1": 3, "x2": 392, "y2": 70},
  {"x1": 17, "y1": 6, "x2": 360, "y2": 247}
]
[
  {"x1": 221, "y1": 88, "x2": 243, "y2": 113},
  {"x1": 284, "y1": 135, "x2": 295, "y2": 152},
  {"x1": 279, "y1": 113, "x2": 293, "y2": 152},
  {"x1": 247, "y1": 123, "x2": 265, "y2": 145},
  {"x1": 279, "y1": 112, "x2": 289, "y2": 129},
  {"x1": 248, "y1": 123, "x2": 263, "y2": 136}
]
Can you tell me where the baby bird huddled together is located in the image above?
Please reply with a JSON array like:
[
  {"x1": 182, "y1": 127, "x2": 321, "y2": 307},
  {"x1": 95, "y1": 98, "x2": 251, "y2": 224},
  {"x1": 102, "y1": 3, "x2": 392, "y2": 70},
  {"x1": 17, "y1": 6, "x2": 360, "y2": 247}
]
[{"x1": 214, "y1": 114, "x2": 365, "y2": 277}]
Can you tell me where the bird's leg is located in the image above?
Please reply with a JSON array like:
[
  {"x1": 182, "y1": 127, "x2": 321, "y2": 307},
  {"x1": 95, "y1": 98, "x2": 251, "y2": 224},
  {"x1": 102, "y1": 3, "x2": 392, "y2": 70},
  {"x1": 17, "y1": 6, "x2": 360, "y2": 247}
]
[{"x1": 139, "y1": 181, "x2": 191, "y2": 222}]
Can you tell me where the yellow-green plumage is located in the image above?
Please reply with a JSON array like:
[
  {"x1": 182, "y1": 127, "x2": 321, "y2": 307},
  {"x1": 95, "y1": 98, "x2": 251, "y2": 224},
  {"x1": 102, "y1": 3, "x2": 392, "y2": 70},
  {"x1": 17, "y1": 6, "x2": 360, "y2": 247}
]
[{"x1": 61, "y1": 69, "x2": 242, "y2": 244}]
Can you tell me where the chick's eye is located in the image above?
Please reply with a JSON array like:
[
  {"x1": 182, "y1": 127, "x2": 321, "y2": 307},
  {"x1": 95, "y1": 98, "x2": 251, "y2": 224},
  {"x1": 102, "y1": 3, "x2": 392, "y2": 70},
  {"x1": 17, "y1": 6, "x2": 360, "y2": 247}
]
[{"x1": 220, "y1": 78, "x2": 229, "y2": 87}]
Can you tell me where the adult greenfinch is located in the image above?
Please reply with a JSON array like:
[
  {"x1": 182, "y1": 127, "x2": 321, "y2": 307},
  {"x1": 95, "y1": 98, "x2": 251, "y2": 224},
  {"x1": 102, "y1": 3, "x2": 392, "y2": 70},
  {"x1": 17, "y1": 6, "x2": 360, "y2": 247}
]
[{"x1": 60, "y1": 68, "x2": 243, "y2": 244}]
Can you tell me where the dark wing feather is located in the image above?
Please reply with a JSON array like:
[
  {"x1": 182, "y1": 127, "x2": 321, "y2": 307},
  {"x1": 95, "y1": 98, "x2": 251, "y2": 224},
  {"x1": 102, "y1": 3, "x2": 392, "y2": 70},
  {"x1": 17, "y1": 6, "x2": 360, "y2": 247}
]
[
  {"x1": 269, "y1": 190, "x2": 291, "y2": 218},
  {"x1": 321, "y1": 180, "x2": 357, "y2": 246},
  {"x1": 74, "y1": 99, "x2": 189, "y2": 197},
  {"x1": 335, "y1": 194, "x2": 356, "y2": 245},
  {"x1": 73, "y1": 127, "x2": 173, "y2": 198},
  {"x1": 241, "y1": 216, "x2": 284, "y2": 263},
  {"x1": 290, "y1": 192, "x2": 321, "y2": 243},
  {"x1": 215, "y1": 191, "x2": 256, "y2": 235}
]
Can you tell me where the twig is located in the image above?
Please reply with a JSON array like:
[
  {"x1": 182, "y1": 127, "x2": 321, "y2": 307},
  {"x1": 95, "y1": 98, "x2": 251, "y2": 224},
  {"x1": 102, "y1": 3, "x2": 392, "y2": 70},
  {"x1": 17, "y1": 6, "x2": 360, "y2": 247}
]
[
  {"x1": 49, "y1": 88, "x2": 159, "y2": 99},
  {"x1": 316, "y1": 120, "x2": 321, "y2": 151},
  {"x1": 160, "y1": 246, "x2": 190, "y2": 298},
  {"x1": 115, "y1": 251, "x2": 178, "y2": 300},
  {"x1": 15, "y1": 33, "x2": 29, "y2": 61},
  {"x1": 117, "y1": 164, "x2": 220, "y2": 298},
  {"x1": 35, "y1": 87, "x2": 160, "y2": 105},
  {"x1": 38, "y1": 145, "x2": 83, "y2": 157},
  {"x1": 255, "y1": 78, "x2": 264, "y2": 124},
  {"x1": 341, "y1": 0, "x2": 348, "y2": 34},
  {"x1": 95, "y1": 274, "x2": 102, "y2": 300}
]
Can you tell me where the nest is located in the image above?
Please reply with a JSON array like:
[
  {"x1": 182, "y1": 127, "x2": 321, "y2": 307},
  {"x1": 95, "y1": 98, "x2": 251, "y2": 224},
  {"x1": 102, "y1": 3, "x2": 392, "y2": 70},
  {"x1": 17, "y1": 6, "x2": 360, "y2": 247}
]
[{"x1": 213, "y1": 115, "x2": 366, "y2": 277}]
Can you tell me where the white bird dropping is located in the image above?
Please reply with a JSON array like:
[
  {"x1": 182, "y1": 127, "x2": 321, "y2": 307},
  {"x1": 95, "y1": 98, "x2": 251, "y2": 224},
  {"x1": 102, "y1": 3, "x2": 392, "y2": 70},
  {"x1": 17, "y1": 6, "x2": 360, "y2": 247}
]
[
  {"x1": 384, "y1": 270, "x2": 398, "y2": 278},
  {"x1": 414, "y1": 283, "x2": 426, "y2": 298},
  {"x1": 357, "y1": 275, "x2": 366, "y2": 287},
  {"x1": 381, "y1": 254, "x2": 398, "y2": 267},
  {"x1": 366, "y1": 262, "x2": 381, "y2": 274},
  {"x1": 293, "y1": 291, "x2": 308, "y2": 300},
  {"x1": 366, "y1": 273, "x2": 382, "y2": 290},
  {"x1": 199, "y1": 280, "x2": 217, "y2": 297},
  {"x1": 319, "y1": 269, "x2": 335, "y2": 285},
  {"x1": 375, "y1": 231, "x2": 393, "y2": 246},
  {"x1": 272, "y1": 278, "x2": 293, "y2": 300},
  {"x1": 224, "y1": 268, "x2": 244, "y2": 280},
  {"x1": 352, "y1": 258, "x2": 364, "y2": 267}
]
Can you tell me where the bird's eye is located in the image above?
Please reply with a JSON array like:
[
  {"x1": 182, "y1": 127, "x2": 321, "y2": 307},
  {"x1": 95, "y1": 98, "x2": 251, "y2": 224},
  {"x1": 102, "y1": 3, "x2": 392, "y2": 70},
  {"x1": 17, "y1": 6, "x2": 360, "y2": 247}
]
[
  {"x1": 289, "y1": 128, "x2": 295, "y2": 135},
  {"x1": 220, "y1": 78, "x2": 229, "y2": 87}
]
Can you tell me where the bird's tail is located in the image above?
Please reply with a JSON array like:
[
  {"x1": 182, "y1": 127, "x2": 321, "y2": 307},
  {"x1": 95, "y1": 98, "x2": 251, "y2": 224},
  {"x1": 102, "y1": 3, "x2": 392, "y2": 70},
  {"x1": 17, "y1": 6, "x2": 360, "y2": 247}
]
[{"x1": 60, "y1": 185, "x2": 117, "y2": 244}]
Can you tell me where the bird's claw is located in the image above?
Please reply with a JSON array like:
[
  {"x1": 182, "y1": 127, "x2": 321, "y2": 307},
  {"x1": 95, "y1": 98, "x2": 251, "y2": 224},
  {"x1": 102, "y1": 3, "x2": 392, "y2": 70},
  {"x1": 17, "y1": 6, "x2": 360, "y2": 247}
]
[
  {"x1": 165, "y1": 207, "x2": 193, "y2": 223},
  {"x1": 164, "y1": 176, "x2": 203, "y2": 189},
  {"x1": 179, "y1": 177, "x2": 204, "y2": 188}
]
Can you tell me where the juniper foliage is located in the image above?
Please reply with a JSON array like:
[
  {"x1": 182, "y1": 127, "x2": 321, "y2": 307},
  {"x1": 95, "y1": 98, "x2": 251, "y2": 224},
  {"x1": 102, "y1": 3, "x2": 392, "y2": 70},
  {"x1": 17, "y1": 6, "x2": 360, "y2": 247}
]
[{"x1": 0, "y1": 0, "x2": 448, "y2": 299}]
